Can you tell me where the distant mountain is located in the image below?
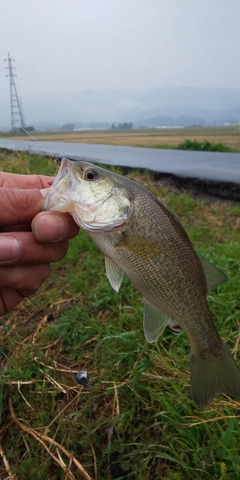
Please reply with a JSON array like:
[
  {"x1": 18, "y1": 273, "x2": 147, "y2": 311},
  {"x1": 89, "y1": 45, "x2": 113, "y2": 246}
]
[
  {"x1": 1, "y1": 87, "x2": 240, "y2": 129},
  {"x1": 134, "y1": 114, "x2": 208, "y2": 128}
]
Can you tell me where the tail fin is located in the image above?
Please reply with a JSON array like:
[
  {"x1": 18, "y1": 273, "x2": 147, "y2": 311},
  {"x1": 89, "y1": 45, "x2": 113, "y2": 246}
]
[{"x1": 190, "y1": 341, "x2": 240, "y2": 407}]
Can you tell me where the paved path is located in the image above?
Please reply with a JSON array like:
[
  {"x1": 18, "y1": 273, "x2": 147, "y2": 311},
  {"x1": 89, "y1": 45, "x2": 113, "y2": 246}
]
[{"x1": 0, "y1": 138, "x2": 240, "y2": 184}]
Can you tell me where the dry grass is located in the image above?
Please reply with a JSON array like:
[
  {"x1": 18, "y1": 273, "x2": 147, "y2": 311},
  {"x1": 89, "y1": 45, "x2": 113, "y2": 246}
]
[
  {"x1": 6, "y1": 126, "x2": 240, "y2": 150},
  {"x1": 1, "y1": 151, "x2": 240, "y2": 479}
]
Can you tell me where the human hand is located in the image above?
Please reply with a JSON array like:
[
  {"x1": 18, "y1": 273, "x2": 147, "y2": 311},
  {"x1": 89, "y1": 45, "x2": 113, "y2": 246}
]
[{"x1": 0, "y1": 172, "x2": 79, "y2": 316}]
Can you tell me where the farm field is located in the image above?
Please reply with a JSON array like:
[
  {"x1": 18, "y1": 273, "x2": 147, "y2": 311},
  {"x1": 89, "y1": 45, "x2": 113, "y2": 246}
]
[
  {"x1": 4, "y1": 125, "x2": 240, "y2": 151},
  {"x1": 0, "y1": 150, "x2": 240, "y2": 479}
]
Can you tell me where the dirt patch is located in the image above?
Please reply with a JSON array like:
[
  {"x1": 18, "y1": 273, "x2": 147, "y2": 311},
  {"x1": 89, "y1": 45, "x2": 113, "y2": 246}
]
[
  {"x1": 116, "y1": 164, "x2": 240, "y2": 204},
  {"x1": 151, "y1": 172, "x2": 240, "y2": 204}
]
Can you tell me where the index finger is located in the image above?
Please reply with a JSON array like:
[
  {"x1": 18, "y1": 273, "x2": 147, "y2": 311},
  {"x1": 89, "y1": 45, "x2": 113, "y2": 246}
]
[
  {"x1": 0, "y1": 172, "x2": 55, "y2": 189},
  {"x1": 0, "y1": 188, "x2": 46, "y2": 226}
]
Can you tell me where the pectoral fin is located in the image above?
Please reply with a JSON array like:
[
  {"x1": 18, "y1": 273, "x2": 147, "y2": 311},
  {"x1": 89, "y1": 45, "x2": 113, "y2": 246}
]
[
  {"x1": 143, "y1": 298, "x2": 169, "y2": 343},
  {"x1": 104, "y1": 256, "x2": 124, "y2": 292},
  {"x1": 198, "y1": 253, "x2": 228, "y2": 292}
]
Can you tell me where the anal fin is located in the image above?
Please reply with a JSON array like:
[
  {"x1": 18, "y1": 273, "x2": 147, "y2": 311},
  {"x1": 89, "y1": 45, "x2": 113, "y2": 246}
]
[{"x1": 143, "y1": 298, "x2": 169, "y2": 343}]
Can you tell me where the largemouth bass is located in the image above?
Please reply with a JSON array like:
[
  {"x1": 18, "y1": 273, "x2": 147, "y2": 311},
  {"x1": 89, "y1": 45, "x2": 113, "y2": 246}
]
[{"x1": 43, "y1": 158, "x2": 240, "y2": 407}]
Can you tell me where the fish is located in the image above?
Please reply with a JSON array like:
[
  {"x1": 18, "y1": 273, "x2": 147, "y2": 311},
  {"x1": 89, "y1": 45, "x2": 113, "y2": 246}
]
[{"x1": 43, "y1": 157, "x2": 240, "y2": 407}]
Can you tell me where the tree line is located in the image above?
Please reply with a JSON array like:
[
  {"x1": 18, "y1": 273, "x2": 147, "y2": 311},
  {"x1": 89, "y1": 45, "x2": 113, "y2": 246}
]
[{"x1": 111, "y1": 122, "x2": 133, "y2": 130}]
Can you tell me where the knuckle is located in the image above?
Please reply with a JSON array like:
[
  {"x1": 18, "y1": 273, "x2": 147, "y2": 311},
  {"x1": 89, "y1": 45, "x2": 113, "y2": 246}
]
[
  {"x1": 17, "y1": 190, "x2": 37, "y2": 212},
  {"x1": 1, "y1": 189, "x2": 39, "y2": 226}
]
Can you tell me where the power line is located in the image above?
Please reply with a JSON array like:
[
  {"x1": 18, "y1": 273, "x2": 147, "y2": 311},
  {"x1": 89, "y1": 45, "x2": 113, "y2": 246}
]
[{"x1": 4, "y1": 52, "x2": 25, "y2": 132}]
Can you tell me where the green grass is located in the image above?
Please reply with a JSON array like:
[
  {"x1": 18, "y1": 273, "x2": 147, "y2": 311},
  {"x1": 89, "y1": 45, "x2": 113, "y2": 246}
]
[
  {"x1": 0, "y1": 150, "x2": 240, "y2": 479},
  {"x1": 135, "y1": 139, "x2": 236, "y2": 152},
  {"x1": 177, "y1": 139, "x2": 234, "y2": 152}
]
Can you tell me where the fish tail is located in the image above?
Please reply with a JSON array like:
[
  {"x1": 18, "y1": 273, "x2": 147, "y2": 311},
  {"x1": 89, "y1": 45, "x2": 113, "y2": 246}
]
[{"x1": 190, "y1": 341, "x2": 240, "y2": 407}]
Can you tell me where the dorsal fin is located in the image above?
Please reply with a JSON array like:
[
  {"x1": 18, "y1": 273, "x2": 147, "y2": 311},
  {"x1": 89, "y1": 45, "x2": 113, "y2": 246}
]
[{"x1": 143, "y1": 298, "x2": 169, "y2": 343}]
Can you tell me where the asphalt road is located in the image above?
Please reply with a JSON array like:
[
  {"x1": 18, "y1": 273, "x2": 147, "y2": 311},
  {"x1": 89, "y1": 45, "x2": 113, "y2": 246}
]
[{"x1": 0, "y1": 138, "x2": 240, "y2": 184}]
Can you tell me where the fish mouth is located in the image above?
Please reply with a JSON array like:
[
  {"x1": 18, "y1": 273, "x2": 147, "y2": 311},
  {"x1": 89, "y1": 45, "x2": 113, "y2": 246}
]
[
  {"x1": 44, "y1": 157, "x2": 130, "y2": 232},
  {"x1": 43, "y1": 158, "x2": 77, "y2": 212},
  {"x1": 44, "y1": 157, "x2": 111, "y2": 216},
  {"x1": 57, "y1": 157, "x2": 75, "y2": 171},
  {"x1": 54, "y1": 158, "x2": 76, "y2": 188},
  {"x1": 58, "y1": 157, "x2": 88, "y2": 169},
  {"x1": 54, "y1": 157, "x2": 79, "y2": 175}
]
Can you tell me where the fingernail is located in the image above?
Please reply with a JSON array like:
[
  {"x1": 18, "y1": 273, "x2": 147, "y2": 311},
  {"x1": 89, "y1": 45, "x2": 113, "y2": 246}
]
[
  {"x1": 34, "y1": 214, "x2": 67, "y2": 242},
  {"x1": 0, "y1": 235, "x2": 21, "y2": 261}
]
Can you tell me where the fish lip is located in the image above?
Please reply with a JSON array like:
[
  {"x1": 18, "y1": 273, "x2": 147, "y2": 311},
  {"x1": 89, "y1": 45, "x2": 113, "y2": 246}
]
[
  {"x1": 55, "y1": 157, "x2": 77, "y2": 172},
  {"x1": 43, "y1": 158, "x2": 76, "y2": 211},
  {"x1": 60, "y1": 157, "x2": 74, "y2": 168},
  {"x1": 52, "y1": 158, "x2": 77, "y2": 190},
  {"x1": 60, "y1": 157, "x2": 85, "y2": 167}
]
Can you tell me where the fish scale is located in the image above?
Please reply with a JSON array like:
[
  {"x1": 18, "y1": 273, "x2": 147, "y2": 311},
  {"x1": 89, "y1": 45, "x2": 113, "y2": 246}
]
[
  {"x1": 92, "y1": 211, "x2": 215, "y2": 349},
  {"x1": 43, "y1": 158, "x2": 240, "y2": 407}
]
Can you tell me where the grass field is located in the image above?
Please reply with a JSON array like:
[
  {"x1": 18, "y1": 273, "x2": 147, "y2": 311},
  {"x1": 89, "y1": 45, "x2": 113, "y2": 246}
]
[
  {"x1": 0, "y1": 150, "x2": 240, "y2": 479},
  {"x1": 4, "y1": 125, "x2": 240, "y2": 152}
]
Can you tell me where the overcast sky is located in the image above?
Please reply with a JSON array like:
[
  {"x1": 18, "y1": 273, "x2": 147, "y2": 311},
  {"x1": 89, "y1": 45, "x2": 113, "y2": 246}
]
[{"x1": 1, "y1": 0, "x2": 240, "y2": 101}]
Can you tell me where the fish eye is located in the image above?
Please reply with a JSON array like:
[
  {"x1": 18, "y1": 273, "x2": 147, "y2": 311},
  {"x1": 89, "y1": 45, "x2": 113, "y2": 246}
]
[{"x1": 86, "y1": 170, "x2": 96, "y2": 180}]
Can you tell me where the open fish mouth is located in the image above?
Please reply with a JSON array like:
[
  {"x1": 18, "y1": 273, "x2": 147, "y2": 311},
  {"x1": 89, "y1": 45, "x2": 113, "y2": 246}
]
[
  {"x1": 43, "y1": 158, "x2": 131, "y2": 232},
  {"x1": 43, "y1": 158, "x2": 77, "y2": 212}
]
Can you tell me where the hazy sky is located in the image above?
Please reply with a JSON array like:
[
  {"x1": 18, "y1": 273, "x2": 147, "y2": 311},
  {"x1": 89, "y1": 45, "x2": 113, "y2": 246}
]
[{"x1": 1, "y1": 0, "x2": 240, "y2": 100}]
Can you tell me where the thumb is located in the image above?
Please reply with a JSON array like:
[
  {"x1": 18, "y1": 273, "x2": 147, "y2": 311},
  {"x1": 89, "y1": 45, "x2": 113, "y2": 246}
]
[{"x1": 0, "y1": 188, "x2": 48, "y2": 226}]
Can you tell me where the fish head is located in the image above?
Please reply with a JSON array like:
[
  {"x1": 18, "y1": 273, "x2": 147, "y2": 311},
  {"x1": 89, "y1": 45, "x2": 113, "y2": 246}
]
[{"x1": 43, "y1": 158, "x2": 132, "y2": 232}]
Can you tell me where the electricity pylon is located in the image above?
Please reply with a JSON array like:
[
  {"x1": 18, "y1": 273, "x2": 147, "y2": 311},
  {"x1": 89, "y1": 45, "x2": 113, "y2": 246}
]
[{"x1": 4, "y1": 52, "x2": 25, "y2": 132}]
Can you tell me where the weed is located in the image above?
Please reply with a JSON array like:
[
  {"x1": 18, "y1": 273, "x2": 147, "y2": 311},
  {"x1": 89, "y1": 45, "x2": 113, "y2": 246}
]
[
  {"x1": 0, "y1": 151, "x2": 240, "y2": 479},
  {"x1": 177, "y1": 139, "x2": 234, "y2": 152}
]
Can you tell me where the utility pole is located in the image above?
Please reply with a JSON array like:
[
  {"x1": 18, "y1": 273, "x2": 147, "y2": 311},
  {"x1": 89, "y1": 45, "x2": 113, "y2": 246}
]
[{"x1": 4, "y1": 52, "x2": 25, "y2": 132}]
